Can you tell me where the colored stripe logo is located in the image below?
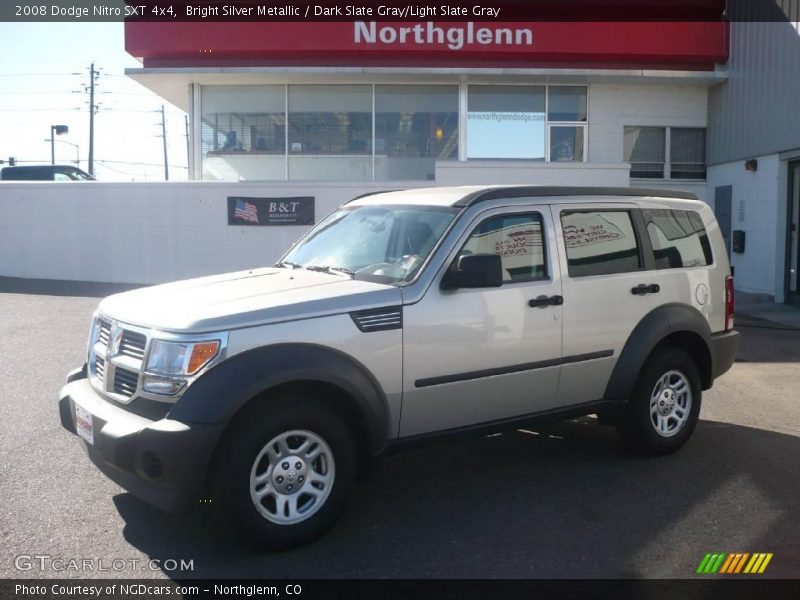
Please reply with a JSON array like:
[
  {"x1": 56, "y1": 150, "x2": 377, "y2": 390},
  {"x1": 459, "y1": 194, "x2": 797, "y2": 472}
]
[{"x1": 696, "y1": 552, "x2": 773, "y2": 574}]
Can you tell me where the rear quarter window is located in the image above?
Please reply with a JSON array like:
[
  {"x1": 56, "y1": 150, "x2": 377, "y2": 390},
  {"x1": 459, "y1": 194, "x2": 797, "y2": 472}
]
[{"x1": 642, "y1": 209, "x2": 713, "y2": 268}]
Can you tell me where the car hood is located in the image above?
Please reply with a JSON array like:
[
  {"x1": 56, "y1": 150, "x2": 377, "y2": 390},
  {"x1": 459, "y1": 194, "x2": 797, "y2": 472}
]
[{"x1": 98, "y1": 267, "x2": 402, "y2": 333}]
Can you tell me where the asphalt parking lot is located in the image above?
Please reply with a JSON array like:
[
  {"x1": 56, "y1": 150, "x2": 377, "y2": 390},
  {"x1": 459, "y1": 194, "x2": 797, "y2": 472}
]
[{"x1": 1, "y1": 277, "x2": 799, "y2": 580}]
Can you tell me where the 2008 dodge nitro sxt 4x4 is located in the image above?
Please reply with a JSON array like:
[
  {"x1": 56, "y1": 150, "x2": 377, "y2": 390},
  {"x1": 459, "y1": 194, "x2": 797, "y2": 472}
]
[{"x1": 59, "y1": 186, "x2": 739, "y2": 549}]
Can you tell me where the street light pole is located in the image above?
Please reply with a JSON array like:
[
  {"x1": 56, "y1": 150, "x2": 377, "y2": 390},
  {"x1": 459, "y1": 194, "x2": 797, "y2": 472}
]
[{"x1": 50, "y1": 125, "x2": 69, "y2": 165}]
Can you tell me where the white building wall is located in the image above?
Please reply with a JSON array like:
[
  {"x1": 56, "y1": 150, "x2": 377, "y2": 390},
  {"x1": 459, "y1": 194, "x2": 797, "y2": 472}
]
[
  {"x1": 0, "y1": 163, "x2": 628, "y2": 285},
  {"x1": 706, "y1": 153, "x2": 786, "y2": 300},
  {"x1": 589, "y1": 83, "x2": 709, "y2": 202}
]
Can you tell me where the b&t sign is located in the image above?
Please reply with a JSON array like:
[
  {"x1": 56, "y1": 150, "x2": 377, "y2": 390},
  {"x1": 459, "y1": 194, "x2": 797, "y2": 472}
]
[{"x1": 228, "y1": 196, "x2": 315, "y2": 226}]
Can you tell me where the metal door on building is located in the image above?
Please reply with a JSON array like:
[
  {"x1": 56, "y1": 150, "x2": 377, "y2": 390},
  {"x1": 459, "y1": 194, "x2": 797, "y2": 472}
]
[
  {"x1": 788, "y1": 162, "x2": 800, "y2": 304},
  {"x1": 714, "y1": 185, "x2": 733, "y2": 258}
]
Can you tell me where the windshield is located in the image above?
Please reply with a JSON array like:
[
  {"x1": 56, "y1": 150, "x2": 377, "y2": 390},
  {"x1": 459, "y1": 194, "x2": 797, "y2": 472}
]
[{"x1": 280, "y1": 204, "x2": 458, "y2": 285}]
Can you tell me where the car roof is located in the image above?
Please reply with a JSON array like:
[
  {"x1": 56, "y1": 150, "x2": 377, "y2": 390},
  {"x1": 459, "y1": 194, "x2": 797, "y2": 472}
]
[{"x1": 346, "y1": 185, "x2": 700, "y2": 209}]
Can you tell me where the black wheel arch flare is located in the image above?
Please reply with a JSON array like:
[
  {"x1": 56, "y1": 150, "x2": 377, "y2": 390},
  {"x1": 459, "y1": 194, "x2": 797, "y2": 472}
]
[
  {"x1": 169, "y1": 343, "x2": 392, "y2": 455},
  {"x1": 604, "y1": 303, "x2": 715, "y2": 400}
]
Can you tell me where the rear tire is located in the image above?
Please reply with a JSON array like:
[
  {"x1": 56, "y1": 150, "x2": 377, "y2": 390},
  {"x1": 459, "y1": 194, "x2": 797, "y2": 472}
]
[
  {"x1": 616, "y1": 346, "x2": 701, "y2": 456},
  {"x1": 214, "y1": 395, "x2": 357, "y2": 550}
]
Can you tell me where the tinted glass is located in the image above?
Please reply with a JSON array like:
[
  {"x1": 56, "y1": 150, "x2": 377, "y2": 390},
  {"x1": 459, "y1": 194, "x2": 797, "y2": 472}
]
[
  {"x1": 624, "y1": 126, "x2": 665, "y2": 179},
  {"x1": 460, "y1": 213, "x2": 547, "y2": 282},
  {"x1": 550, "y1": 126, "x2": 584, "y2": 162},
  {"x1": 375, "y1": 85, "x2": 459, "y2": 180},
  {"x1": 547, "y1": 86, "x2": 587, "y2": 121},
  {"x1": 289, "y1": 85, "x2": 372, "y2": 181},
  {"x1": 643, "y1": 209, "x2": 713, "y2": 268},
  {"x1": 561, "y1": 211, "x2": 641, "y2": 277},
  {"x1": 670, "y1": 128, "x2": 706, "y2": 180},
  {"x1": 201, "y1": 85, "x2": 286, "y2": 181}
]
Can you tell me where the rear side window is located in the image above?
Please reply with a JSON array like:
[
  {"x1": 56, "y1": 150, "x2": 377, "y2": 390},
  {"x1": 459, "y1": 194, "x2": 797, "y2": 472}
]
[
  {"x1": 561, "y1": 211, "x2": 641, "y2": 277},
  {"x1": 459, "y1": 213, "x2": 547, "y2": 282},
  {"x1": 642, "y1": 209, "x2": 713, "y2": 268}
]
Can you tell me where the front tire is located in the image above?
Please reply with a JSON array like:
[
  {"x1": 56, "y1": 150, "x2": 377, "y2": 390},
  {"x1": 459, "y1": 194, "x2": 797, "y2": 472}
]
[
  {"x1": 214, "y1": 396, "x2": 357, "y2": 550},
  {"x1": 616, "y1": 346, "x2": 702, "y2": 456}
]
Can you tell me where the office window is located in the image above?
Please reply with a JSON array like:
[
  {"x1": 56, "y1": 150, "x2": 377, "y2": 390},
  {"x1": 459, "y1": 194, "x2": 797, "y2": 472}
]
[
  {"x1": 561, "y1": 211, "x2": 641, "y2": 277},
  {"x1": 466, "y1": 85, "x2": 546, "y2": 160},
  {"x1": 670, "y1": 128, "x2": 706, "y2": 179},
  {"x1": 201, "y1": 85, "x2": 286, "y2": 181},
  {"x1": 624, "y1": 126, "x2": 666, "y2": 179},
  {"x1": 550, "y1": 126, "x2": 585, "y2": 162},
  {"x1": 459, "y1": 213, "x2": 547, "y2": 282},
  {"x1": 288, "y1": 85, "x2": 372, "y2": 181},
  {"x1": 624, "y1": 126, "x2": 706, "y2": 180},
  {"x1": 643, "y1": 209, "x2": 713, "y2": 268},
  {"x1": 547, "y1": 86, "x2": 587, "y2": 122},
  {"x1": 374, "y1": 85, "x2": 459, "y2": 181}
]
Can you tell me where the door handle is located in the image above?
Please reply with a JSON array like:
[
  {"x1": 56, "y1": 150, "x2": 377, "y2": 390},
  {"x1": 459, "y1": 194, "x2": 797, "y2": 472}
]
[
  {"x1": 631, "y1": 283, "x2": 661, "y2": 295},
  {"x1": 528, "y1": 295, "x2": 564, "y2": 308}
]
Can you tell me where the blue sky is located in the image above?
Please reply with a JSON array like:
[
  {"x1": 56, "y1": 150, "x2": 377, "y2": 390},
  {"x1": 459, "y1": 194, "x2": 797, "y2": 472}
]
[{"x1": 0, "y1": 23, "x2": 188, "y2": 180}]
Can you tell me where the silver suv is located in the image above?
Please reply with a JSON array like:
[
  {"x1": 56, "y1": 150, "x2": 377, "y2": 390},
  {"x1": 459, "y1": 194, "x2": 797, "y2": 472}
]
[{"x1": 59, "y1": 186, "x2": 740, "y2": 549}]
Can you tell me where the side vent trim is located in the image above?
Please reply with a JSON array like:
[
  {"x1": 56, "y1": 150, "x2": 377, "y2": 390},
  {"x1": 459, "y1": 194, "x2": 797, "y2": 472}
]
[{"x1": 351, "y1": 307, "x2": 403, "y2": 332}]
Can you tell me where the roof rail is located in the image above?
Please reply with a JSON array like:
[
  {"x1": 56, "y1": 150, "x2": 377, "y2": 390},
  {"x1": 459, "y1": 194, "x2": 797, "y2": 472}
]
[
  {"x1": 345, "y1": 189, "x2": 404, "y2": 204},
  {"x1": 453, "y1": 186, "x2": 699, "y2": 208}
]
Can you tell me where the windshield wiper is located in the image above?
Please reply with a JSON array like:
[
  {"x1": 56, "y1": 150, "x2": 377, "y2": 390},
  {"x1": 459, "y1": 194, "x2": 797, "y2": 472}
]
[
  {"x1": 275, "y1": 260, "x2": 302, "y2": 269},
  {"x1": 305, "y1": 265, "x2": 356, "y2": 279}
]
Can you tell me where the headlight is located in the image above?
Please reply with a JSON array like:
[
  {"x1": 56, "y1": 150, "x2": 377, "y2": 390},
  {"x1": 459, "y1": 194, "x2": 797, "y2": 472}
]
[
  {"x1": 143, "y1": 339, "x2": 220, "y2": 395},
  {"x1": 146, "y1": 339, "x2": 220, "y2": 376}
]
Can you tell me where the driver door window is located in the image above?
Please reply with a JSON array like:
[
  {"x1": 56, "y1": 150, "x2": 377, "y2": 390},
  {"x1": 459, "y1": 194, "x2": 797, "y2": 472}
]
[{"x1": 458, "y1": 213, "x2": 547, "y2": 282}]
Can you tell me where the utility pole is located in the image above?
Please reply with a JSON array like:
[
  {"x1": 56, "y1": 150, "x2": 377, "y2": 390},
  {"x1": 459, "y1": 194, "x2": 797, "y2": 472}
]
[
  {"x1": 86, "y1": 63, "x2": 99, "y2": 176},
  {"x1": 160, "y1": 105, "x2": 169, "y2": 181}
]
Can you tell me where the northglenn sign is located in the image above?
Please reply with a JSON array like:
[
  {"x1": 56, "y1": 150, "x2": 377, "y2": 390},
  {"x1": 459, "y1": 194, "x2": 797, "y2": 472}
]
[
  {"x1": 355, "y1": 21, "x2": 532, "y2": 50},
  {"x1": 126, "y1": 21, "x2": 728, "y2": 69}
]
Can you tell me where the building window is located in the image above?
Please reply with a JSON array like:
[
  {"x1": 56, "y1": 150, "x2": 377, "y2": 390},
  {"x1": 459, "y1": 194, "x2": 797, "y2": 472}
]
[
  {"x1": 670, "y1": 128, "x2": 706, "y2": 180},
  {"x1": 561, "y1": 211, "x2": 642, "y2": 277},
  {"x1": 548, "y1": 86, "x2": 587, "y2": 122},
  {"x1": 201, "y1": 85, "x2": 286, "y2": 181},
  {"x1": 466, "y1": 85, "x2": 586, "y2": 162},
  {"x1": 624, "y1": 126, "x2": 706, "y2": 180},
  {"x1": 288, "y1": 85, "x2": 372, "y2": 181},
  {"x1": 466, "y1": 85, "x2": 546, "y2": 160},
  {"x1": 374, "y1": 85, "x2": 459, "y2": 181}
]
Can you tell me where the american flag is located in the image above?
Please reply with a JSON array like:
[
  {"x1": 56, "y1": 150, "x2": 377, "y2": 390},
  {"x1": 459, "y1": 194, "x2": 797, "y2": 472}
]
[{"x1": 234, "y1": 199, "x2": 259, "y2": 224}]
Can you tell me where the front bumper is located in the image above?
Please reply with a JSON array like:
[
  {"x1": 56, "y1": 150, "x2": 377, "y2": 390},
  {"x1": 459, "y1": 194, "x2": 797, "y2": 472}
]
[
  {"x1": 58, "y1": 374, "x2": 223, "y2": 513},
  {"x1": 710, "y1": 329, "x2": 741, "y2": 379}
]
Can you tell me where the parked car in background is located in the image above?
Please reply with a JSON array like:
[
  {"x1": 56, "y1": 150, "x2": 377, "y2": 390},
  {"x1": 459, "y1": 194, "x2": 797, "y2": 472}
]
[
  {"x1": 58, "y1": 185, "x2": 739, "y2": 550},
  {"x1": 1, "y1": 165, "x2": 94, "y2": 181}
]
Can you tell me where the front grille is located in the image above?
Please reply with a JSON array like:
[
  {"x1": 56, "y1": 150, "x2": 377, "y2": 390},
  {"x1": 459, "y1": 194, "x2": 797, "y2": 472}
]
[
  {"x1": 113, "y1": 367, "x2": 139, "y2": 398},
  {"x1": 119, "y1": 330, "x2": 147, "y2": 360},
  {"x1": 97, "y1": 319, "x2": 111, "y2": 346},
  {"x1": 95, "y1": 356, "x2": 105, "y2": 383}
]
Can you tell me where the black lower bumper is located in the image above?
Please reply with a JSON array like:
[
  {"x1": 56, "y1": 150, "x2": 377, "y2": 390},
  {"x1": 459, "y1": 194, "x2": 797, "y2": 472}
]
[
  {"x1": 59, "y1": 376, "x2": 223, "y2": 513},
  {"x1": 710, "y1": 329, "x2": 741, "y2": 379}
]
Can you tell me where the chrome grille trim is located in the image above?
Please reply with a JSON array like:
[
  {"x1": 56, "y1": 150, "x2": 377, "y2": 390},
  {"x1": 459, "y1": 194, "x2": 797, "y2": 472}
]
[
  {"x1": 87, "y1": 315, "x2": 229, "y2": 406},
  {"x1": 95, "y1": 356, "x2": 105, "y2": 383},
  {"x1": 113, "y1": 368, "x2": 139, "y2": 398},
  {"x1": 119, "y1": 330, "x2": 146, "y2": 360},
  {"x1": 97, "y1": 319, "x2": 111, "y2": 347}
]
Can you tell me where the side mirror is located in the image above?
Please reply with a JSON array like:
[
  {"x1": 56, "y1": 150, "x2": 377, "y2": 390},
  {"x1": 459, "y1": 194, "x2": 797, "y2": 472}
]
[{"x1": 441, "y1": 253, "x2": 503, "y2": 290}]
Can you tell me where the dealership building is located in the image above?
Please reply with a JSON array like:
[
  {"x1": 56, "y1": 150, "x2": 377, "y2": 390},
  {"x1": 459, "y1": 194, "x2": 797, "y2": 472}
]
[{"x1": 119, "y1": 3, "x2": 800, "y2": 303}]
